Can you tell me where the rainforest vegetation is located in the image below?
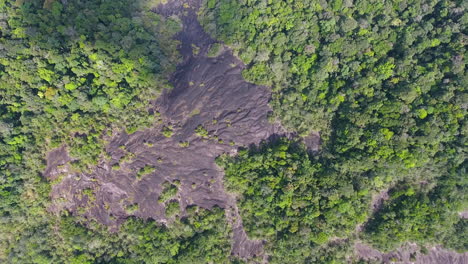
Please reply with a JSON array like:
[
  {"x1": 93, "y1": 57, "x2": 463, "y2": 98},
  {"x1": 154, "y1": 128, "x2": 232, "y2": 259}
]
[
  {"x1": 217, "y1": 139, "x2": 371, "y2": 263},
  {"x1": 218, "y1": 139, "x2": 466, "y2": 262},
  {"x1": 0, "y1": 0, "x2": 190, "y2": 262},
  {"x1": 0, "y1": 0, "x2": 466, "y2": 262},
  {"x1": 203, "y1": 0, "x2": 467, "y2": 261},
  {"x1": 8, "y1": 205, "x2": 233, "y2": 263}
]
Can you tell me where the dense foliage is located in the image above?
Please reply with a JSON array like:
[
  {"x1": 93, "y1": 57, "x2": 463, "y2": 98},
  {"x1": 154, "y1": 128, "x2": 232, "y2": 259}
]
[
  {"x1": 218, "y1": 139, "x2": 371, "y2": 263},
  {"x1": 204, "y1": 0, "x2": 467, "y2": 259},
  {"x1": 0, "y1": 0, "x2": 466, "y2": 262},
  {"x1": 201, "y1": 0, "x2": 466, "y2": 185},
  {"x1": 202, "y1": 0, "x2": 466, "y2": 135},
  {"x1": 1, "y1": 0, "x2": 179, "y2": 169},
  {"x1": 8, "y1": 206, "x2": 232, "y2": 263},
  {"x1": 218, "y1": 139, "x2": 466, "y2": 261},
  {"x1": 363, "y1": 164, "x2": 467, "y2": 252},
  {"x1": 0, "y1": 0, "x2": 183, "y2": 261}
]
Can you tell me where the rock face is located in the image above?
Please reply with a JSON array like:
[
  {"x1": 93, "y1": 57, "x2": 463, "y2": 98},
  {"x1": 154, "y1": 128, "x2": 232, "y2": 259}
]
[
  {"x1": 45, "y1": 0, "x2": 285, "y2": 260},
  {"x1": 43, "y1": 1, "x2": 466, "y2": 263}
]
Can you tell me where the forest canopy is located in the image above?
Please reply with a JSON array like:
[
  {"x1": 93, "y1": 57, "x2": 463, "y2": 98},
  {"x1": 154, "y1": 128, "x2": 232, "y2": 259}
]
[
  {"x1": 0, "y1": 0, "x2": 466, "y2": 262},
  {"x1": 202, "y1": 0, "x2": 467, "y2": 261},
  {"x1": 217, "y1": 139, "x2": 466, "y2": 262},
  {"x1": 0, "y1": 0, "x2": 185, "y2": 262}
]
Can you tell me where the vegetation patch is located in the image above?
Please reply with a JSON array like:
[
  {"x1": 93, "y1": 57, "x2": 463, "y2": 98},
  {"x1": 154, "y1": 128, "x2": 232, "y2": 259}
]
[
  {"x1": 207, "y1": 43, "x2": 224, "y2": 57},
  {"x1": 165, "y1": 200, "x2": 180, "y2": 217},
  {"x1": 194, "y1": 125, "x2": 209, "y2": 138},
  {"x1": 137, "y1": 165, "x2": 156, "y2": 179},
  {"x1": 52, "y1": 206, "x2": 233, "y2": 263},
  {"x1": 125, "y1": 203, "x2": 139, "y2": 214},
  {"x1": 204, "y1": 0, "x2": 467, "y2": 259},
  {"x1": 178, "y1": 141, "x2": 190, "y2": 148},
  {"x1": 162, "y1": 126, "x2": 174, "y2": 138},
  {"x1": 0, "y1": 0, "x2": 181, "y2": 261},
  {"x1": 158, "y1": 181, "x2": 179, "y2": 203},
  {"x1": 217, "y1": 138, "x2": 371, "y2": 263}
]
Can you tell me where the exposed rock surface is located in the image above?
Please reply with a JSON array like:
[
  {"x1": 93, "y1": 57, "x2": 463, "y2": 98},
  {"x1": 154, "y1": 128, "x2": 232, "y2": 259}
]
[
  {"x1": 44, "y1": 145, "x2": 72, "y2": 181},
  {"x1": 44, "y1": 0, "x2": 286, "y2": 260},
  {"x1": 43, "y1": 0, "x2": 465, "y2": 263}
]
